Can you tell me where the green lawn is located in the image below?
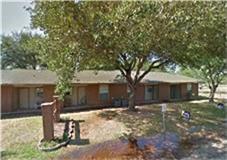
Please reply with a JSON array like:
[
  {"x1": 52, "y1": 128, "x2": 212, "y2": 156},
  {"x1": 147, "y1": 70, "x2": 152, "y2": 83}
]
[
  {"x1": 1, "y1": 117, "x2": 64, "y2": 160},
  {"x1": 1, "y1": 101, "x2": 226, "y2": 160},
  {"x1": 98, "y1": 102, "x2": 226, "y2": 136}
]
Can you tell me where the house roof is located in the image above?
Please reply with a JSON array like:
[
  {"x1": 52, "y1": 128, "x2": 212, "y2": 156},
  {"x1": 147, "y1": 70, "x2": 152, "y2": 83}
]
[{"x1": 0, "y1": 69, "x2": 199, "y2": 85}]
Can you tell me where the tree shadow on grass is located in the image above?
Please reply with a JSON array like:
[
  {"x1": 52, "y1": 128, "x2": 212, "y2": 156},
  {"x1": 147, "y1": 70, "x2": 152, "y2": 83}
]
[
  {"x1": 175, "y1": 129, "x2": 227, "y2": 159},
  {"x1": 169, "y1": 102, "x2": 226, "y2": 130},
  {"x1": 97, "y1": 103, "x2": 227, "y2": 159},
  {"x1": 98, "y1": 102, "x2": 226, "y2": 138},
  {"x1": 97, "y1": 106, "x2": 163, "y2": 136},
  {"x1": 167, "y1": 102, "x2": 227, "y2": 159},
  {"x1": 98, "y1": 110, "x2": 120, "y2": 120}
]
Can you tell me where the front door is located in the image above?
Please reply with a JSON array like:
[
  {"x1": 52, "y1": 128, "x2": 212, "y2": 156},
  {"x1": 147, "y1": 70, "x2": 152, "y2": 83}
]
[
  {"x1": 78, "y1": 87, "x2": 86, "y2": 105},
  {"x1": 19, "y1": 88, "x2": 29, "y2": 109}
]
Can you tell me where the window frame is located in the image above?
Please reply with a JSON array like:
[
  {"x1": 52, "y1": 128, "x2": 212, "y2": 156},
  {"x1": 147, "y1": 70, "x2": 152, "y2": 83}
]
[
  {"x1": 126, "y1": 85, "x2": 131, "y2": 97},
  {"x1": 187, "y1": 83, "x2": 192, "y2": 92},
  {"x1": 99, "y1": 84, "x2": 109, "y2": 101},
  {"x1": 187, "y1": 83, "x2": 193, "y2": 98},
  {"x1": 170, "y1": 84, "x2": 181, "y2": 100},
  {"x1": 144, "y1": 84, "x2": 159, "y2": 101},
  {"x1": 36, "y1": 87, "x2": 44, "y2": 98}
]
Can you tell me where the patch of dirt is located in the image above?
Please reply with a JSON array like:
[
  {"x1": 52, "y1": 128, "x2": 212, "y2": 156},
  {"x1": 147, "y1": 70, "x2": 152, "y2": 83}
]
[
  {"x1": 79, "y1": 114, "x2": 128, "y2": 144},
  {"x1": 63, "y1": 111, "x2": 128, "y2": 148},
  {"x1": 54, "y1": 121, "x2": 67, "y2": 138},
  {"x1": 56, "y1": 132, "x2": 180, "y2": 160}
]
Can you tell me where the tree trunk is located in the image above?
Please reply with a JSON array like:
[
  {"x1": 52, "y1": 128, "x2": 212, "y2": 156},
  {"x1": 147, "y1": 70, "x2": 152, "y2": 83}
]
[
  {"x1": 209, "y1": 86, "x2": 217, "y2": 102},
  {"x1": 128, "y1": 85, "x2": 137, "y2": 111},
  {"x1": 32, "y1": 65, "x2": 37, "y2": 70}
]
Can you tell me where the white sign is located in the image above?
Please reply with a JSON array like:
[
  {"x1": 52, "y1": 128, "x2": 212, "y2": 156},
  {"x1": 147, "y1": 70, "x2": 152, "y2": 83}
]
[{"x1": 161, "y1": 103, "x2": 167, "y2": 112}]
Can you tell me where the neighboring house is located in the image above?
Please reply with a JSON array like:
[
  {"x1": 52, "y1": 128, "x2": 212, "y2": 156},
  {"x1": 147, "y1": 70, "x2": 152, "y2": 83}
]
[{"x1": 1, "y1": 69, "x2": 199, "y2": 113}]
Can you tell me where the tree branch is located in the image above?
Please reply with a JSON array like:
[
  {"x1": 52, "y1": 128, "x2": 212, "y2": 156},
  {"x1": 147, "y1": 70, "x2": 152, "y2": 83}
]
[
  {"x1": 134, "y1": 56, "x2": 146, "y2": 82},
  {"x1": 136, "y1": 58, "x2": 169, "y2": 83}
]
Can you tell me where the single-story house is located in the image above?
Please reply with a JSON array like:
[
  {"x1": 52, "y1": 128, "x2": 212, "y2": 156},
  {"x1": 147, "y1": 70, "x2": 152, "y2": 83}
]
[{"x1": 1, "y1": 69, "x2": 199, "y2": 113}]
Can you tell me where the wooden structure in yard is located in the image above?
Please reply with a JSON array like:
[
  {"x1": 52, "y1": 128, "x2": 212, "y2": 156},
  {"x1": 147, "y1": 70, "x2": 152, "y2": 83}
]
[
  {"x1": 41, "y1": 102, "x2": 54, "y2": 140},
  {"x1": 41, "y1": 96, "x2": 62, "y2": 140}
]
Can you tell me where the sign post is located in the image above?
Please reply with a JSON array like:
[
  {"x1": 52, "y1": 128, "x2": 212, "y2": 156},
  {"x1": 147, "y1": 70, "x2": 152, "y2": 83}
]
[{"x1": 161, "y1": 103, "x2": 167, "y2": 141}]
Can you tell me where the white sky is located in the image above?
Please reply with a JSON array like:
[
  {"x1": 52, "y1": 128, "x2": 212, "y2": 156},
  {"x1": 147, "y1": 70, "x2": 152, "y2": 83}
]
[{"x1": 1, "y1": 0, "x2": 32, "y2": 35}]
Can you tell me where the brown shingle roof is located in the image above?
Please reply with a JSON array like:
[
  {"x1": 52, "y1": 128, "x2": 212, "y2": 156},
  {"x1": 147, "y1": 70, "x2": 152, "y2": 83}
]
[{"x1": 1, "y1": 69, "x2": 199, "y2": 85}]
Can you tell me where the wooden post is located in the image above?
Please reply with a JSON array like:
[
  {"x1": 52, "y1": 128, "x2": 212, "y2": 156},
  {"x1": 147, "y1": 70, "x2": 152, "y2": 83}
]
[
  {"x1": 53, "y1": 95, "x2": 61, "y2": 122},
  {"x1": 161, "y1": 103, "x2": 167, "y2": 141},
  {"x1": 75, "y1": 121, "x2": 81, "y2": 141},
  {"x1": 74, "y1": 120, "x2": 85, "y2": 144},
  {"x1": 41, "y1": 102, "x2": 54, "y2": 140}
]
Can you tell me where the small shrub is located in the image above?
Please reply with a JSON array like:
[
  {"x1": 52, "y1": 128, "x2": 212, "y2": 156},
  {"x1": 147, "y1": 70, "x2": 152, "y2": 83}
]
[{"x1": 63, "y1": 132, "x2": 68, "y2": 141}]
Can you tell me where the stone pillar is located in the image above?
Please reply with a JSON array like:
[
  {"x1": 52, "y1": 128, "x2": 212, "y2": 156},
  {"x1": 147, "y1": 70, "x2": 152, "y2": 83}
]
[
  {"x1": 53, "y1": 95, "x2": 62, "y2": 122},
  {"x1": 41, "y1": 102, "x2": 54, "y2": 140}
]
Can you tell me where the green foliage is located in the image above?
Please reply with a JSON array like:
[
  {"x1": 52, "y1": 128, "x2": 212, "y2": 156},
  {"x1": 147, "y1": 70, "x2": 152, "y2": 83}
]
[
  {"x1": 200, "y1": 57, "x2": 225, "y2": 86},
  {"x1": 179, "y1": 2, "x2": 226, "y2": 65},
  {"x1": 1, "y1": 143, "x2": 60, "y2": 160},
  {"x1": 29, "y1": 1, "x2": 226, "y2": 101},
  {"x1": 222, "y1": 75, "x2": 227, "y2": 84},
  {"x1": 180, "y1": 68, "x2": 200, "y2": 79},
  {"x1": 1, "y1": 32, "x2": 44, "y2": 69},
  {"x1": 180, "y1": 57, "x2": 225, "y2": 86},
  {"x1": 63, "y1": 132, "x2": 68, "y2": 141},
  {"x1": 180, "y1": 57, "x2": 225, "y2": 102},
  {"x1": 178, "y1": 1, "x2": 226, "y2": 101}
]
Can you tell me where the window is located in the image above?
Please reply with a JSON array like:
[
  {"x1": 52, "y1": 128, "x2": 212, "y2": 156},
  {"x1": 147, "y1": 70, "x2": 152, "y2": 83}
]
[
  {"x1": 145, "y1": 85, "x2": 159, "y2": 101},
  {"x1": 170, "y1": 85, "x2": 181, "y2": 99},
  {"x1": 127, "y1": 85, "x2": 131, "y2": 97},
  {"x1": 35, "y1": 88, "x2": 44, "y2": 107},
  {"x1": 187, "y1": 83, "x2": 192, "y2": 98},
  {"x1": 99, "y1": 85, "x2": 109, "y2": 101},
  {"x1": 36, "y1": 88, "x2": 44, "y2": 98},
  {"x1": 187, "y1": 83, "x2": 192, "y2": 92}
]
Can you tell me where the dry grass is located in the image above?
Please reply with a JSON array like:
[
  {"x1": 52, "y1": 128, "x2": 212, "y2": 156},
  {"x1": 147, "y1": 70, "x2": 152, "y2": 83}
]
[{"x1": 1, "y1": 101, "x2": 226, "y2": 160}]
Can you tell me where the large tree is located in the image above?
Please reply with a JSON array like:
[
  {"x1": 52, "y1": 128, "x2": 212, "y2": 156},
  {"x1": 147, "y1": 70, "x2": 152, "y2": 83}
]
[
  {"x1": 181, "y1": 57, "x2": 225, "y2": 102},
  {"x1": 180, "y1": 1, "x2": 226, "y2": 102},
  {"x1": 200, "y1": 58, "x2": 226, "y2": 102},
  {"x1": 1, "y1": 32, "x2": 44, "y2": 69},
  {"x1": 30, "y1": 1, "x2": 224, "y2": 110}
]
